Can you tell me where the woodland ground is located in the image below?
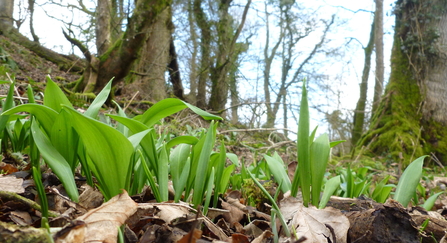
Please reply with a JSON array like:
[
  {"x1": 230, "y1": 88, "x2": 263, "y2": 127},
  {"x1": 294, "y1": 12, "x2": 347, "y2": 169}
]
[{"x1": 1, "y1": 35, "x2": 447, "y2": 243}]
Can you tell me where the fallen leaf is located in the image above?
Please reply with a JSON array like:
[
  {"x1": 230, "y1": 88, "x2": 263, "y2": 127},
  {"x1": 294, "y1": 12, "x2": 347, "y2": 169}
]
[
  {"x1": 78, "y1": 184, "x2": 104, "y2": 210},
  {"x1": 251, "y1": 230, "x2": 273, "y2": 243},
  {"x1": 0, "y1": 175, "x2": 24, "y2": 193},
  {"x1": 221, "y1": 200, "x2": 245, "y2": 227},
  {"x1": 231, "y1": 233, "x2": 250, "y2": 243},
  {"x1": 176, "y1": 228, "x2": 202, "y2": 243},
  {"x1": 280, "y1": 196, "x2": 349, "y2": 243},
  {"x1": 54, "y1": 190, "x2": 138, "y2": 243},
  {"x1": 9, "y1": 210, "x2": 33, "y2": 226},
  {"x1": 0, "y1": 162, "x2": 18, "y2": 174}
]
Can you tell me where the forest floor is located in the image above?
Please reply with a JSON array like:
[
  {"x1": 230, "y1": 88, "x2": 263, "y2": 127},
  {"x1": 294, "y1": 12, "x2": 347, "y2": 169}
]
[{"x1": 1, "y1": 35, "x2": 447, "y2": 243}]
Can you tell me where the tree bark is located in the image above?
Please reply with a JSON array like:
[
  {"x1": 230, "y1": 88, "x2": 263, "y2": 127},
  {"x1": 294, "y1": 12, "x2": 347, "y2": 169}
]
[
  {"x1": 193, "y1": 0, "x2": 211, "y2": 109},
  {"x1": 0, "y1": 0, "x2": 13, "y2": 27},
  {"x1": 351, "y1": 21, "x2": 375, "y2": 148},
  {"x1": 28, "y1": 0, "x2": 39, "y2": 43},
  {"x1": 187, "y1": 0, "x2": 198, "y2": 104},
  {"x1": 357, "y1": 0, "x2": 447, "y2": 165},
  {"x1": 372, "y1": 0, "x2": 384, "y2": 115},
  {"x1": 93, "y1": 0, "x2": 171, "y2": 92},
  {"x1": 123, "y1": 6, "x2": 172, "y2": 102},
  {"x1": 168, "y1": 37, "x2": 184, "y2": 100},
  {"x1": 96, "y1": 0, "x2": 112, "y2": 55},
  {"x1": 208, "y1": 0, "x2": 251, "y2": 112}
]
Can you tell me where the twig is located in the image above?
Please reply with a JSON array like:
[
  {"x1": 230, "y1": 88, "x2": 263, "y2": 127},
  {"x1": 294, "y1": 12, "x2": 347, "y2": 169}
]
[
  {"x1": 220, "y1": 127, "x2": 297, "y2": 135},
  {"x1": 0, "y1": 191, "x2": 60, "y2": 217},
  {"x1": 124, "y1": 91, "x2": 139, "y2": 112},
  {"x1": 261, "y1": 140, "x2": 295, "y2": 151},
  {"x1": 0, "y1": 95, "x2": 43, "y2": 103}
]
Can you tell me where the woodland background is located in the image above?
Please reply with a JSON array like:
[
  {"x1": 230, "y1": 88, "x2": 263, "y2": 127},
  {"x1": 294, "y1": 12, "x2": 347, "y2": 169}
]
[{"x1": 1, "y1": 0, "x2": 447, "y2": 165}]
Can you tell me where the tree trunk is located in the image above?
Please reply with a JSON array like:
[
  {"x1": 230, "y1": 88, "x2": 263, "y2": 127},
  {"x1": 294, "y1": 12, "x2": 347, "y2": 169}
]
[
  {"x1": 187, "y1": 0, "x2": 198, "y2": 104},
  {"x1": 357, "y1": 0, "x2": 447, "y2": 165},
  {"x1": 93, "y1": 0, "x2": 171, "y2": 93},
  {"x1": 351, "y1": 21, "x2": 374, "y2": 148},
  {"x1": 0, "y1": 0, "x2": 13, "y2": 27},
  {"x1": 95, "y1": 0, "x2": 112, "y2": 55},
  {"x1": 123, "y1": 6, "x2": 172, "y2": 102},
  {"x1": 168, "y1": 37, "x2": 184, "y2": 100},
  {"x1": 372, "y1": 0, "x2": 384, "y2": 115},
  {"x1": 28, "y1": 0, "x2": 39, "y2": 43},
  {"x1": 193, "y1": 0, "x2": 211, "y2": 109}
]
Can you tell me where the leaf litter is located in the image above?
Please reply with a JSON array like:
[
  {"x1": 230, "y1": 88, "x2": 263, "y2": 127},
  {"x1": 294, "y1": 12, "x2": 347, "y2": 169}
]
[{"x1": 2, "y1": 174, "x2": 447, "y2": 242}]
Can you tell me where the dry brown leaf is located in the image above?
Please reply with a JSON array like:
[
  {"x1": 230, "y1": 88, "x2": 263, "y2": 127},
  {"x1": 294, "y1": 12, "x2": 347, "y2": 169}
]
[
  {"x1": 0, "y1": 175, "x2": 24, "y2": 193},
  {"x1": 231, "y1": 233, "x2": 250, "y2": 243},
  {"x1": 9, "y1": 210, "x2": 32, "y2": 226},
  {"x1": 243, "y1": 219, "x2": 270, "y2": 238},
  {"x1": 78, "y1": 184, "x2": 104, "y2": 210},
  {"x1": 55, "y1": 190, "x2": 138, "y2": 243},
  {"x1": 176, "y1": 228, "x2": 202, "y2": 243},
  {"x1": 280, "y1": 196, "x2": 349, "y2": 243},
  {"x1": 251, "y1": 230, "x2": 273, "y2": 243},
  {"x1": 221, "y1": 200, "x2": 245, "y2": 227}
]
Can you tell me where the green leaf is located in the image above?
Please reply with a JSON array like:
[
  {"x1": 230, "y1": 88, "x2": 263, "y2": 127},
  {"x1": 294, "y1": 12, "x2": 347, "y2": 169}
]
[
  {"x1": 264, "y1": 153, "x2": 291, "y2": 193},
  {"x1": 203, "y1": 168, "x2": 215, "y2": 215},
  {"x1": 166, "y1": 136, "x2": 199, "y2": 150},
  {"x1": 170, "y1": 144, "x2": 191, "y2": 202},
  {"x1": 394, "y1": 155, "x2": 427, "y2": 207},
  {"x1": 330, "y1": 140, "x2": 345, "y2": 148},
  {"x1": 2, "y1": 104, "x2": 58, "y2": 135},
  {"x1": 128, "y1": 129, "x2": 152, "y2": 149},
  {"x1": 422, "y1": 192, "x2": 443, "y2": 211},
  {"x1": 27, "y1": 84, "x2": 35, "y2": 103},
  {"x1": 30, "y1": 119, "x2": 79, "y2": 202},
  {"x1": 139, "y1": 150, "x2": 161, "y2": 201},
  {"x1": 310, "y1": 133, "x2": 330, "y2": 206},
  {"x1": 140, "y1": 98, "x2": 222, "y2": 127},
  {"x1": 63, "y1": 107, "x2": 134, "y2": 200},
  {"x1": 111, "y1": 100, "x2": 128, "y2": 136},
  {"x1": 219, "y1": 164, "x2": 235, "y2": 194},
  {"x1": 50, "y1": 110, "x2": 79, "y2": 171},
  {"x1": 158, "y1": 145, "x2": 169, "y2": 202},
  {"x1": 44, "y1": 76, "x2": 73, "y2": 112},
  {"x1": 319, "y1": 175, "x2": 340, "y2": 209},
  {"x1": 293, "y1": 81, "x2": 310, "y2": 206},
  {"x1": 192, "y1": 121, "x2": 217, "y2": 207},
  {"x1": 226, "y1": 153, "x2": 240, "y2": 166},
  {"x1": 0, "y1": 81, "x2": 16, "y2": 134},
  {"x1": 84, "y1": 79, "x2": 112, "y2": 119}
]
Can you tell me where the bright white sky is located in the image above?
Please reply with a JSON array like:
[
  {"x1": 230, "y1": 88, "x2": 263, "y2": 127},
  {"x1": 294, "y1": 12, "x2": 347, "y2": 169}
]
[{"x1": 14, "y1": 0, "x2": 396, "y2": 140}]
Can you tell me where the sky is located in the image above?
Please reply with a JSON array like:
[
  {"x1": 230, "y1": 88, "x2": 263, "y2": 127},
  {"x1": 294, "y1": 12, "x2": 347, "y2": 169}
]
[{"x1": 13, "y1": 0, "x2": 397, "y2": 140}]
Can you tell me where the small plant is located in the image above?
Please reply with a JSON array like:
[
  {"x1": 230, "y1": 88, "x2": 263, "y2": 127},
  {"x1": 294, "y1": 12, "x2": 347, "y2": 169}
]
[
  {"x1": 262, "y1": 81, "x2": 344, "y2": 208},
  {"x1": 2, "y1": 77, "x2": 226, "y2": 211}
]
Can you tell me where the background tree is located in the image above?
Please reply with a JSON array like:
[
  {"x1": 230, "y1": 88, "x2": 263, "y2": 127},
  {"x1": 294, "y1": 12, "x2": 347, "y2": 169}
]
[
  {"x1": 122, "y1": 6, "x2": 174, "y2": 102},
  {"x1": 372, "y1": 0, "x2": 384, "y2": 115},
  {"x1": 0, "y1": 0, "x2": 14, "y2": 26},
  {"x1": 262, "y1": 1, "x2": 334, "y2": 128},
  {"x1": 351, "y1": 20, "x2": 374, "y2": 148},
  {"x1": 357, "y1": 0, "x2": 447, "y2": 164}
]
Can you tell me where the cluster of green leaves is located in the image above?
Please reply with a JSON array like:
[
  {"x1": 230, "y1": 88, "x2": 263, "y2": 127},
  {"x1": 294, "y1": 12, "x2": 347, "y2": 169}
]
[
  {"x1": 252, "y1": 81, "x2": 442, "y2": 214},
  {"x1": 0, "y1": 77, "x2": 237, "y2": 215}
]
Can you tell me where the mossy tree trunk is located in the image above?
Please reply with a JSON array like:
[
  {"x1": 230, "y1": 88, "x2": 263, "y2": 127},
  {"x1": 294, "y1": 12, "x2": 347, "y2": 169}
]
[
  {"x1": 122, "y1": 6, "x2": 172, "y2": 102},
  {"x1": 357, "y1": 0, "x2": 447, "y2": 165}
]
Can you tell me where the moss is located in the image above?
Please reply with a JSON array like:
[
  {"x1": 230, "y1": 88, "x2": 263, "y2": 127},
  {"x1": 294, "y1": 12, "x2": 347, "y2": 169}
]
[
  {"x1": 357, "y1": 2, "x2": 447, "y2": 166},
  {"x1": 357, "y1": 30, "x2": 425, "y2": 166}
]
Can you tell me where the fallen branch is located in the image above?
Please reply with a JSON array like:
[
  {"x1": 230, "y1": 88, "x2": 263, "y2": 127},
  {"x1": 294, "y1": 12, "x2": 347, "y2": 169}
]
[{"x1": 0, "y1": 191, "x2": 60, "y2": 217}]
